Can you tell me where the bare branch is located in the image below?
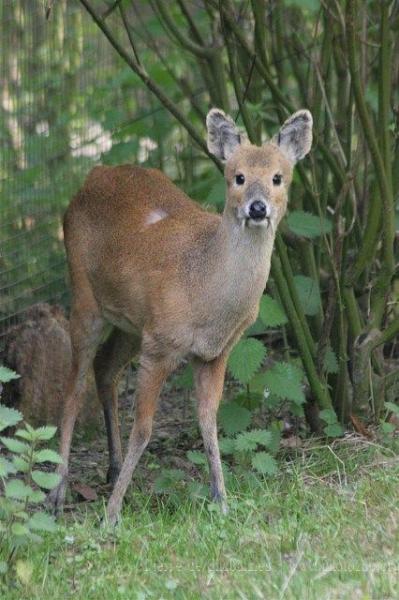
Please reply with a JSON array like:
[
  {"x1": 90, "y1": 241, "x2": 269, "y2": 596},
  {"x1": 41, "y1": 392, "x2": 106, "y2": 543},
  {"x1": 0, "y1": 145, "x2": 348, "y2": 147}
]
[
  {"x1": 102, "y1": 0, "x2": 123, "y2": 20},
  {"x1": 152, "y1": 0, "x2": 217, "y2": 58},
  {"x1": 78, "y1": 0, "x2": 222, "y2": 171}
]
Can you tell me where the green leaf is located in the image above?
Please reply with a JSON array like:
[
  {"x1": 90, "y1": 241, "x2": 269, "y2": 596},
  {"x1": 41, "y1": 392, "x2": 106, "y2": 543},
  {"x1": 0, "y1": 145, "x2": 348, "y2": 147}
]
[
  {"x1": 323, "y1": 348, "x2": 339, "y2": 374},
  {"x1": 5, "y1": 479, "x2": 34, "y2": 500},
  {"x1": 218, "y1": 402, "x2": 252, "y2": 436},
  {"x1": 294, "y1": 275, "x2": 321, "y2": 316},
  {"x1": 0, "y1": 404, "x2": 22, "y2": 432},
  {"x1": 13, "y1": 456, "x2": 30, "y2": 473},
  {"x1": 11, "y1": 523, "x2": 30, "y2": 537},
  {"x1": 246, "y1": 429, "x2": 273, "y2": 446},
  {"x1": 154, "y1": 469, "x2": 185, "y2": 494},
  {"x1": 232, "y1": 391, "x2": 263, "y2": 411},
  {"x1": 0, "y1": 436, "x2": 29, "y2": 454},
  {"x1": 286, "y1": 210, "x2": 332, "y2": 238},
  {"x1": 0, "y1": 366, "x2": 20, "y2": 383},
  {"x1": 324, "y1": 423, "x2": 344, "y2": 437},
  {"x1": 186, "y1": 450, "x2": 207, "y2": 466},
  {"x1": 385, "y1": 402, "x2": 399, "y2": 415},
  {"x1": 33, "y1": 449, "x2": 63, "y2": 464},
  {"x1": 30, "y1": 426, "x2": 57, "y2": 441},
  {"x1": 31, "y1": 471, "x2": 61, "y2": 490},
  {"x1": 14, "y1": 510, "x2": 29, "y2": 521},
  {"x1": 219, "y1": 437, "x2": 236, "y2": 455},
  {"x1": 28, "y1": 512, "x2": 57, "y2": 532},
  {"x1": 262, "y1": 362, "x2": 305, "y2": 405},
  {"x1": 267, "y1": 428, "x2": 282, "y2": 455},
  {"x1": 228, "y1": 338, "x2": 266, "y2": 384},
  {"x1": 290, "y1": 403, "x2": 305, "y2": 418},
  {"x1": 235, "y1": 429, "x2": 273, "y2": 452},
  {"x1": 380, "y1": 421, "x2": 395, "y2": 434},
  {"x1": 258, "y1": 294, "x2": 288, "y2": 327},
  {"x1": 251, "y1": 452, "x2": 278, "y2": 475},
  {"x1": 235, "y1": 433, "x2": 258, "y2": 452},
  {"x1": 187, "y1": 481, "x2": 208, "y2": 501},
  {"x1": 319, "y1": 408, "x2": 339, "y2": 425},
  {"x1": 16, "y1": 425, "x2": 58, "y2": 441},
  {"x1": 29, "y1": 490, "x2": 46, "y2": 504},
  {"x1": 15, "y1": 428, "x2": 35, "y2": 441},
  {"x1": 0, "y1": 456, "x2": 17, "y2": 477}
]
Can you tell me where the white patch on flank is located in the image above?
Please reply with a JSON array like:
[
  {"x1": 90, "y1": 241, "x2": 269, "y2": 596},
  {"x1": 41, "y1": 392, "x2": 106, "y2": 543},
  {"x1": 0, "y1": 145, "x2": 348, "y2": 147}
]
[{"x1": 144, "y1": 209, "x2": 168, "y2": 226}]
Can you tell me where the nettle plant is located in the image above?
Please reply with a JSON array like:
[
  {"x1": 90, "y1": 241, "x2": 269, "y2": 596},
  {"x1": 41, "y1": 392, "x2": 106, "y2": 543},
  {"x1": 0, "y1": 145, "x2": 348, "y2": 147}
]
[
  {"x1": 220, "y1": 291, "x2": 343, "y2": 466},
  {"x1": 0, "y1": 365, "x2": 61, "y2": 579},
  {"x1": 163, "y1": 286, "x2": 344, "y2": 496}
]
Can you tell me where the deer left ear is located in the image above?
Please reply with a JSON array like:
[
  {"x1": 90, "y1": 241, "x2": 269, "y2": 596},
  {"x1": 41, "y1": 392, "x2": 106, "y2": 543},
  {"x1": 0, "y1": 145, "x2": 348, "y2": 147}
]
[{"x1": 274, "y1": 110, "x2": 313, "y2": 163}]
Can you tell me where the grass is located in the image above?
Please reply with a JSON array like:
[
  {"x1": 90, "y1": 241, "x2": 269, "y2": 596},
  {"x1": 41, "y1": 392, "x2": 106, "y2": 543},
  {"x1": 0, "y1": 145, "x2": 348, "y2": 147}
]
[{"x1": 2, "y1": 438, "x2": 399, "y2": 599}]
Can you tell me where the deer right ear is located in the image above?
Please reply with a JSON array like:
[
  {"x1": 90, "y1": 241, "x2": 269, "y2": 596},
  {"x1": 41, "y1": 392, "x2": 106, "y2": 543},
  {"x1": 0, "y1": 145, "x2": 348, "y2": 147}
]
[{"x1": 206, "y1": 108, "x2": 241, "y2": 162}]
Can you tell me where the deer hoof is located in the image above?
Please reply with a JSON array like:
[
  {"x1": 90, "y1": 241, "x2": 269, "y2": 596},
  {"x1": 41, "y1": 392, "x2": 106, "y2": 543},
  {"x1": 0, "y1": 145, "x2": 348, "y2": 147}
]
[
  {"x1": 106, "y1": 465, "x2": 121, "y2": 487},
  {"x1": 211, "y1": 491, "x2": 228, "y2": 515},
  {"x1": 103, "y1": 509, "x2": 121, "y2": 528},
  {"x1": 46, "y1": 478, "x2": 67, "y2": 515}
]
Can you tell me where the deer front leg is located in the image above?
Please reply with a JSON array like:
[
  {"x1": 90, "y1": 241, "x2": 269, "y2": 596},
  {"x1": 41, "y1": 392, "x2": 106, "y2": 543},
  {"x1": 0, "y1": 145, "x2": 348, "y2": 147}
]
[
  {"x1": 106, "y1": 354, "x2": 172, "y2": 526},
  {"x1": 193, "y1": 354, "x2": 228, "y2": 513}
]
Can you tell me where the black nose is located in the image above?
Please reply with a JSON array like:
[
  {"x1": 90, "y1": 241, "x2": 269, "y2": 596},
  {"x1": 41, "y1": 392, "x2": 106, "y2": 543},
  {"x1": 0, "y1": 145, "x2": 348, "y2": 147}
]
[{"x1": 249, "y1": 200, "x2": 267, "y2": 221}]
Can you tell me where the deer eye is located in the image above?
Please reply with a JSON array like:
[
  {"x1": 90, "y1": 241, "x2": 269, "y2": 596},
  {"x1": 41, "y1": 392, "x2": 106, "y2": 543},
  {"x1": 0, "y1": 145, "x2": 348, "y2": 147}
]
[
  {"x1": 235, "y1": 174, "x2": 245, "y2": 185},
  {"x1": 273, "y1": 173, "x2": 282, "y2": 186}
]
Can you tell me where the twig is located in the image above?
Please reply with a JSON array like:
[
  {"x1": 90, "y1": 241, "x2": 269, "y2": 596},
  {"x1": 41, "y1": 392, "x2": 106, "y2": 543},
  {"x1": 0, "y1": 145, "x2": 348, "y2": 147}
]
[
  {"x1": 235, "y1": 53, "x2": 256, "y2": 123},
  {"x1": 78, "y1": 0, "x2": 223, "y2": 172},
  {"x1": 102, "y1": 0, "x2": 123, "y2": 20},
  {"x1": 118, "y1": 4, "x2": 141, "y2": 66}
]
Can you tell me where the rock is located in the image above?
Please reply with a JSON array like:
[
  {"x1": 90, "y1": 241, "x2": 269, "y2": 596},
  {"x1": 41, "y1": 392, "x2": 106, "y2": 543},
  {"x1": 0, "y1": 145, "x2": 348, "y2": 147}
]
[{"x1": 2, "y1": 303, "x2": 101, "y2": 428}]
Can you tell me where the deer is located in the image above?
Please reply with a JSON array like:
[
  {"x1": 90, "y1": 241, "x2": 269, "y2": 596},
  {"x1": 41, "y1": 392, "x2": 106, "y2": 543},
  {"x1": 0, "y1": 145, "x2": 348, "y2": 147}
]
[{"x1": 48, "y1": 107, "x2": 313, "y2": 524}]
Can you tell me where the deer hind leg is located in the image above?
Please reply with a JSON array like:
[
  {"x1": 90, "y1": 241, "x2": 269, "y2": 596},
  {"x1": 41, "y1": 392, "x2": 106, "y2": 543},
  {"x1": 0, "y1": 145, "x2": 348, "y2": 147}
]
[
  {"x1": 94, "y1": 329, "x2": 140, "y2": 486},
  {"x1": 106, "y1": 352, "x2": 173, "y2": 525},
  {"x1": 193, "y1": 354, "x2": 228, "y2": 513},
  {"x1": 48, "y1": 304, "x2": 104, "y2": 512}
]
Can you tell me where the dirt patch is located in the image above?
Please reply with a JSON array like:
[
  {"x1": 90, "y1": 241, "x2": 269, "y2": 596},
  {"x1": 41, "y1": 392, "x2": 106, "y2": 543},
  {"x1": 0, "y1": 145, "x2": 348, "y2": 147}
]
[{"x1": 66, "y1": 365, "x2": 201, "y2": 499}]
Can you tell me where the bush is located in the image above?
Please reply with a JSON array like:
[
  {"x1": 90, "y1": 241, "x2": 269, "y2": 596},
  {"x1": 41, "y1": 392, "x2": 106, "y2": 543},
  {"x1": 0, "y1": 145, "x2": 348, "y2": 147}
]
[{"x1": 0, "y1": 365, "x2": 61, "y2": 582}]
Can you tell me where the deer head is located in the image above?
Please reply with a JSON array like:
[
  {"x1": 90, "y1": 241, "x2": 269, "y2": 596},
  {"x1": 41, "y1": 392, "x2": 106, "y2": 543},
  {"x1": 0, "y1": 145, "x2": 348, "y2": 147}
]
[{"x1": 206, "y1": 108, "x2": 313, "y2": 231}]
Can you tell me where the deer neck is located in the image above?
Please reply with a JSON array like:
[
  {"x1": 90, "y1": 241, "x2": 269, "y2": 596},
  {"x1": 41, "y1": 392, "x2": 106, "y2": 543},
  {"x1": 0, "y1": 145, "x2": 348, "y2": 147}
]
[{"x1": 199, "y1": 207, "x2": 275, "y2": 313}]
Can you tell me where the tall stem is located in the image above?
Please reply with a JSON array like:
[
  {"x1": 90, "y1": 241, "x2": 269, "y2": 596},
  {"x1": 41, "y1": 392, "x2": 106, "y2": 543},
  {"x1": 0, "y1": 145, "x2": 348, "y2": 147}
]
[{"x1": 272, "y1": 255, "x2": 332, "y2": 411}]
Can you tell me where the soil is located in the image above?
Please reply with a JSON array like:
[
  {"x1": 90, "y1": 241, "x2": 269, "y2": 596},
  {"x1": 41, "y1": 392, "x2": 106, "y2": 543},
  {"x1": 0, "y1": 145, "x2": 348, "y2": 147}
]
[{"x1": 66, "y1": 365, "x2": 204, "y2": 503}]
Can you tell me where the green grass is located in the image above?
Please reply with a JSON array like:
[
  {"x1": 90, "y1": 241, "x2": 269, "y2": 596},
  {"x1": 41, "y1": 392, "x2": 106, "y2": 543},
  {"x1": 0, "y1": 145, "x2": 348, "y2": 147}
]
[{"x1": 2, "y1": 440, "x2": 399, "y2": 600}]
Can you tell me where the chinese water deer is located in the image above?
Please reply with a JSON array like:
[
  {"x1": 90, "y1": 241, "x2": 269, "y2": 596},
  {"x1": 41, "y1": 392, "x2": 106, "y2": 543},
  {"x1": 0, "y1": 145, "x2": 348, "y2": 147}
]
[{"x1": 48, "y1": 108, "x2": 312, "y2": 524}]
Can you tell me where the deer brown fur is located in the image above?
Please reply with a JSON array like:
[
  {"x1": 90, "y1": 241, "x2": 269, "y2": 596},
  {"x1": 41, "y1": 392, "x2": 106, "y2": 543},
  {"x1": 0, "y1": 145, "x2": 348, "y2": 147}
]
[{"x1": 48, "y1": 108, "x2": 313, "y2": 524}]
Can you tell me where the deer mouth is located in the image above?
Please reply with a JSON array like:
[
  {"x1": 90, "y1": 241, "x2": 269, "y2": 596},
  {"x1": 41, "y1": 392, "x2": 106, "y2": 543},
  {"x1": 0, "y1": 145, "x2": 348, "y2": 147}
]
[{"x1": 245, "y1": 215, "x2": 271, "y2": 228}]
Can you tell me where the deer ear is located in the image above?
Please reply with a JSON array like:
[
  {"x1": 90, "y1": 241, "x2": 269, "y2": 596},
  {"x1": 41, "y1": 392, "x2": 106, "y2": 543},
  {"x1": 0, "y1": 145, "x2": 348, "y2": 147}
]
[
  {"x1": 274, "y1": 110, "x2": 313, "y2": 163},
  {"x1": 206, "y1": 108, "x2": 241, "y2": 162}
]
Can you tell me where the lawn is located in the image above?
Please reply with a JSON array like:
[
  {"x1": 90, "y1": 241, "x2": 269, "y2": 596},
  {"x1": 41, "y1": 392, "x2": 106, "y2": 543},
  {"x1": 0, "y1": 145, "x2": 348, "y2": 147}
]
[{"x1": 2, "y1": 437, "x2": 399, "y2": 600}]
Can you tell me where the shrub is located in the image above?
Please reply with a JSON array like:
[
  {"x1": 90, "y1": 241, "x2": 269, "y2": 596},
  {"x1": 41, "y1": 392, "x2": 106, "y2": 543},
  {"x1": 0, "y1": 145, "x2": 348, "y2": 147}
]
[{"x1": 0, "y1": 365, "x2": 61, "y2": 582}]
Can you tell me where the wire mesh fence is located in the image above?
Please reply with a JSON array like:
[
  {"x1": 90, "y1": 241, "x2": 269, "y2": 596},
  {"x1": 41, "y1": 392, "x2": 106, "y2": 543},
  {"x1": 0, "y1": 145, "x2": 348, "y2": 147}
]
[{"x1": 0, "y1": 0, "x2": 180, "y2": 341}]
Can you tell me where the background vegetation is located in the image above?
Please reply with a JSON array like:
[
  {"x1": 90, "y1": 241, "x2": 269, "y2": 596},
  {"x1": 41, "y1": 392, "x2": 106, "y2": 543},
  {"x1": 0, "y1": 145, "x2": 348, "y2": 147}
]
[{"x1": 2, "y1": 0, "x2": 398, "y2": 428}]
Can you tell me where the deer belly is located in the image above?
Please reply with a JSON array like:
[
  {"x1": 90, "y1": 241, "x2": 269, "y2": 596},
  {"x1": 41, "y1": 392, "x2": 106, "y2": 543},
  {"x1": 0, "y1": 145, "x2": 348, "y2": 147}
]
[{"x1": 102, "y1": 307, "x2": 141, "y2": 334}]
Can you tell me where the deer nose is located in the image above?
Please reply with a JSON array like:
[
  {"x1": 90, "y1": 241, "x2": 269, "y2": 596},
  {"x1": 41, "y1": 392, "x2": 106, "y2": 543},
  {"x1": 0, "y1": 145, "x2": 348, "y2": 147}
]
[{"x1": 249, "y1": 200, "x2": 267, "y2": 221}]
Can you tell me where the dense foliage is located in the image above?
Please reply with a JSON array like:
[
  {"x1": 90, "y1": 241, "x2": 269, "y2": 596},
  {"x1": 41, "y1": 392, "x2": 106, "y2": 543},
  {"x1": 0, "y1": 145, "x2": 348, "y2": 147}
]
[{"x1": 1, "y1": 1, "x2": 398, "y2": 430}]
